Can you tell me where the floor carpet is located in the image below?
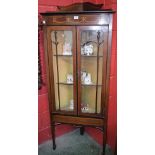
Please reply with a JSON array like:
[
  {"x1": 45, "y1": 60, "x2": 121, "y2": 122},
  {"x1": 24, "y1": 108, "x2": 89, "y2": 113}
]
[{"x1": 38, "y1": 129, "x2": 114, "y2": 155}]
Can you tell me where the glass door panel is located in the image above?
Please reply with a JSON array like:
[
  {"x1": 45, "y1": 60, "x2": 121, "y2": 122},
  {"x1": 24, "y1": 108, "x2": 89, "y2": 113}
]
[
  {"x1": 50, "y1": 27, "x2": 76, "y2": 113},
  {"x1": 78, "y1": 26, "x2": 108, "y2": 116}
]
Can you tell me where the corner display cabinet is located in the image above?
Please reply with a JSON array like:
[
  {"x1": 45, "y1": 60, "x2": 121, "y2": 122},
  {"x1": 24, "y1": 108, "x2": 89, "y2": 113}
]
[{"x1": 40, "y1": 2, "x2": 115, "y2": 155}]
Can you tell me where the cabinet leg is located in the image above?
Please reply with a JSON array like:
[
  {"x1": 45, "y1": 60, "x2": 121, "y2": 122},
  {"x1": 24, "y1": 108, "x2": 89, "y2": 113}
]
[
  {"x1": 51, "y1": 123, "x2": 56, "y2": 150},
  {"x1": 80, "y1": 126, "x2": 85, "y2": 135},
  {"x1": 102, "y1": 144, "x2": 106, "y2": 155},
  {"x1": 102, "y1": 131, "x2": 106, "y2": 155}
]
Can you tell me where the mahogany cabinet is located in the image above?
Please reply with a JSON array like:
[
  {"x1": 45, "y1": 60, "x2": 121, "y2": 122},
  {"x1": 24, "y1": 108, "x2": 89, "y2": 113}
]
[{"x1": 40, "y1": 3, "x2": 114, "y2": 154}]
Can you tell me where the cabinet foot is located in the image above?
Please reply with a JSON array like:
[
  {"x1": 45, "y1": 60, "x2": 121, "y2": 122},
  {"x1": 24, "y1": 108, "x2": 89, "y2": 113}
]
[
  {"x1": 80, "y1": 126, "x2": 85, "y2": 135},
  {"x1": 53, "y1": 144, "x2": 56, "y2": 150},
  {"x1": 51, "y1": 123, "x2": 56, "y2": 150},
  {"x1": 102, "y1": 143, "x2": 106, "y2": 155}
]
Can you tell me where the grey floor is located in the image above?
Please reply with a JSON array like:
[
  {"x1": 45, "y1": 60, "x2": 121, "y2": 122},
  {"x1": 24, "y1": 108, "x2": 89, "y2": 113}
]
[{"x1": 38, "y1": 129, "x2": 114, "y2": 155}]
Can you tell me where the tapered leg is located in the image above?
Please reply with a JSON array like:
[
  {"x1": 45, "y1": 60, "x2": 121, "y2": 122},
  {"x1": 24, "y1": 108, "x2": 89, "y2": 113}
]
[
  {"x1": 80, "y1": 126, "x2": 85, "y2": 135},
  {"x1": 102, "y1": 144, "x2": 106, "y2": 155},
  {"x1": 51, "y1": 123, "x2": 56, "y2": 150},
  {"x1": 102, "y1": 130, "x2": 107, "y2": 155}
]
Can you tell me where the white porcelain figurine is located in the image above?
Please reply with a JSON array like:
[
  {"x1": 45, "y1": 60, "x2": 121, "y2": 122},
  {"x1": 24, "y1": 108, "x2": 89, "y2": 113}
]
[
  {"x1": 81, "y1": 103, "x2": 89, "y2": 112},
  {"x1": 69, "y1": 99, "x2": 74, "y2": 110},
  {"x1": 67, "y1": 74, "x2": 73, "y2": 83},
  {"x1": 84, "y1": 73, "x2": 92, "y2": 84},
  {"x1": 81, "y1": 71, "x2": 87, "y2": 82},
  {"x1": 81, "y1": 71, "x2": 92, "y2": 84},
  {"x1": 63, "y1": 43, "x2": 72, "y2": 55},
  {"x1": 81, "y1": 44, "x2": 93, "y2": 56}
]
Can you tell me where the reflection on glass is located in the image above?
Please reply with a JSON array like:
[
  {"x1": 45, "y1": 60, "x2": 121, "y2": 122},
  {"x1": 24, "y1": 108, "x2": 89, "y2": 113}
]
[{"x1": 51, "y1": 30, "x2": 74, "y2": 111}]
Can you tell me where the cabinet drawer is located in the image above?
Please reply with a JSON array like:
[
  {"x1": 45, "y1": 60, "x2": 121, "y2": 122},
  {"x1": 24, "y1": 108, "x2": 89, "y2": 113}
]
[{"x1": 43, "y1": 14, "x2": 110, "y2": 25}]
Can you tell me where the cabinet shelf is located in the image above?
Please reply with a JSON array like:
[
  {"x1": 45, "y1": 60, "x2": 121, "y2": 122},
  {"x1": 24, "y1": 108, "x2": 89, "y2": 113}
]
[
  {"x1": 57, "y1": 82, "x2": 102, "y2": 86},
  {"x1": 81, "y1": 55, "x2": 103, "y2": 57},
  {"x1": 53, "y1": 54, "x2": 103, "y2": 58},
  {"x1": 58, "y1": 82, "x2": 73, "y2": 85},
  {"x1": 82, "y1": 84, "x2": 102, "y2": 86},
  {"x1": 54, "y1": 54, "x2": 73, "y2": 57}
]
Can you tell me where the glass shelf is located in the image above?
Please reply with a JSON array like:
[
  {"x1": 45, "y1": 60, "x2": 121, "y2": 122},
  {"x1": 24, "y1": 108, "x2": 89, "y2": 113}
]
[
  {"x1": 60, "y1": 106, "x2": 74, "y2": 111},
  {"x1": 57, "y1": 82, "x2": 73, "y2": 85},
  {"x1": 57, "y1": 82, "x2": 102, "y2": 86},
  {"x1": 82, "y1": 83, "x2": 102, "y2": 86},
  {"x1": 53, "y1": 54, "x2": 103, "y2": 57},
  {"x1": 54, "y1": 54, "x2": 73, "y2": 57},
  {"x1": 81, "y1": 55, "x2": 103, "y2": 57}
]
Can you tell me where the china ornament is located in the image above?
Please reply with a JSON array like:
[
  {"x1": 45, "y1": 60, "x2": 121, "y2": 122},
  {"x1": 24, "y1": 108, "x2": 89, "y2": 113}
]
[
  {"x1": 63, "y1": 43, "x2": 72, "y2": 55},
  {"x1": 69, "y1": 99, "x2": 74, "y2": 110},
  {"x1": 67, "y1": 74, "x2": 73, "y2": 83},
  {"x1": 81, "y1": 71, "x2": 92, "y2": 84},
  {"x1": 81, "y1": 103, "x2": 89, "y2": 112},
  {"x1": 81, "y1": 71, "x2": 87, "y2": 82},
  {"x1": 81, "y1": 44, "x2": 93, "y2": 56},
  {"x1": 84, "y1": 73, "x2": 92, "y2": 84}
]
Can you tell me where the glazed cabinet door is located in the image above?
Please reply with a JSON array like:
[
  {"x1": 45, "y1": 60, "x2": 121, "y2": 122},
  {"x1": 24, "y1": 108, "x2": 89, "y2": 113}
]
[
  {"x1": 47, "y1": 26, "x2": 77, "y2": 115},
  {"x1": 77, "y1": 26, "x2": 109, "y2": 117}
]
